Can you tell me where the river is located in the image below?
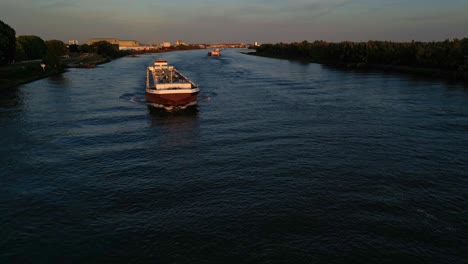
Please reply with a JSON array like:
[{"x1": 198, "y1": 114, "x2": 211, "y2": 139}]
[{"x1": 1, "y1": 49, "x2": 467, "y2": 263}]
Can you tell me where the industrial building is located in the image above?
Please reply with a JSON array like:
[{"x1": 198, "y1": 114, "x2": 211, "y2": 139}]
[{"x1": 88, "y1": 38, "x2": 140, "y2": 48}]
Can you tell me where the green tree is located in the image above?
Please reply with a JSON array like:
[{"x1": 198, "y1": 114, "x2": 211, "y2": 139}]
[
  {"x1": 91, "y1": 41, "x2": 118, "y2": 58},
  {"x1": 15, "y1": 39, "x2": 27, "y2": 61},
  {"x1": 80, "y1": 44, "x2": 91, "y2": 53},
  {"x1": 68, "y1": 44, "x2": 79, "y2": 53},
  {"x1": 45, "y1": 39, "x2": 67, "y2": 68},
  {"x1": 254, "y1": 38, "x2": 468, "y2": 74},
  {"x1": 16, "y1": 35, "x2": 47, "y2": 60},
  {"x1": 0, "y1": 20, "x2": 16, "y2": 65},
  {"x1": 461, "y1": 38, "x2": 468, "y2": 56}
]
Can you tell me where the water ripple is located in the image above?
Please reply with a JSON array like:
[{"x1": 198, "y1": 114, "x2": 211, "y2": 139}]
[{"x1": 1, "y1": 49, "x2": 468, "y2": 263}]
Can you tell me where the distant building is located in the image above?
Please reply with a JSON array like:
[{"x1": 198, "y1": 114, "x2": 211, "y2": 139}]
[
  {"x1": 88, "y1": 38, "x2": 140, "y2": 47},
  {"x1": 162, "y1": 42, "x2": 171, "y2": 48},
  {"x1": 68, "y1": 40, "x2": 79, "y2": 45},
  {"x1": 175, "y1": 40, "x2": 186, "y2": 46}
]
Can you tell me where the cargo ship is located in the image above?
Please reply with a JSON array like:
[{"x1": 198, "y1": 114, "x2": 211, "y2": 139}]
[{"x1": 146, "y1": 59, "x2": 199, "y2": 110}]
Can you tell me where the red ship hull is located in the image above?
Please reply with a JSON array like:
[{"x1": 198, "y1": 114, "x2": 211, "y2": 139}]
[{"x1": 146, "y1": 91, "x2": 199, "y2": 107}]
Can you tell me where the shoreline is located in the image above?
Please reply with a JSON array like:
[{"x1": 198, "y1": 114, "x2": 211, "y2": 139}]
[
  {"x1": 245, "y1": 52, "x2": 468, "y2": 83},
  {"x1": 0, "y1": 66, "x2": 67, "y2": 90},
  {"x1": 1, "y1": 47, "x2": 206, "y2": 90}
]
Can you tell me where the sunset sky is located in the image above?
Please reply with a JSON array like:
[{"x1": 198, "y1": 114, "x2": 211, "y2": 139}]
[{"x1": 1, "y1": 0, "x2": 467, "y2": 44}]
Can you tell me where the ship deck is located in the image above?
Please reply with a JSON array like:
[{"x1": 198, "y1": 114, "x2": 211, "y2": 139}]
[
  {"x1": 146, "y1": 60, "x2": 198, "y2": 92},
  {"x1": 151, "y1": 68, "x2": 190, "y2": 84}
]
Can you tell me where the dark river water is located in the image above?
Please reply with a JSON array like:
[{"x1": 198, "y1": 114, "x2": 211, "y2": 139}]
[{"x1": 1, "y1": 49, "x2": 468, "y2": 263}]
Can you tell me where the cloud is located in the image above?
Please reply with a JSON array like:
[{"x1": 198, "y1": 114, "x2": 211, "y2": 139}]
[
  {"x1": 176, "y1": 0, "x2": 351, "y2": 26},
  {"x1": 1, "y1": 0, "x2": 467, "y2": 43},
  {"x1": 36, "y1": 1, "x2": 80, "y2": 10},
  {"x1": 293, "y1": 0, "x2": 351, "y2": 20}
]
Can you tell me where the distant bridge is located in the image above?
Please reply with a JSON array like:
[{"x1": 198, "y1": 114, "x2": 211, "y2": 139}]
[{"x1": 206, "y1": 43, "x2": 248, "y2": 48}]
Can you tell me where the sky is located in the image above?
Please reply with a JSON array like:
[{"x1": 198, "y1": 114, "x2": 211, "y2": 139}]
[{"x1": 1, "y1": 0, "x2": 467, "y2": 44}]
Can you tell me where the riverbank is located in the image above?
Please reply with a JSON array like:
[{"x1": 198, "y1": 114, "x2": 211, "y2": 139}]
[
  {"x1": 337, "y1": 62, "x2": 468, "y2": 81},
  {"x1": 65, "y1": 53, "x2": 110, "y2": 68},
  {"x1": 246, "y1": 51, "x2": 468, "y2": 82},
  {"x1": 0, "y1": 62, "x2": 66, "y2": 90},
  {"x1": 0, "y1": 53, "x2": 110, "y2": 89},
  {"x1": 1, "y1": 47, "x2": 205, "y2": 90}
]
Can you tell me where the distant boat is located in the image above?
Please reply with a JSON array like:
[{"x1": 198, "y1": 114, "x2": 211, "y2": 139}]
[
  {"x1": 145, "y1": 59, "x2": 199, "y2": 110},
  {"x1": 208, "y1": 48, "x2": 221, "y2": 56}
]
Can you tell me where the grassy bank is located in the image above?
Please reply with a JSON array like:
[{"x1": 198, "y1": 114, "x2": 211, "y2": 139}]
[
  {"x1": 1, "y1": 46, "x2": 206, "y2": 90},
  {"x1": 65, "y1": 53, "x2": 110, "y2": 68},
  {"x1": 0, "y1": 62, "x2": 65, "y2": 89},
  {"x1": 0, "y1": 53, "x2": 111, "y2": 89}
]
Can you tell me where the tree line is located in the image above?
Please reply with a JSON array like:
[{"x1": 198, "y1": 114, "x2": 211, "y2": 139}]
[
  {"x1": 1, "y1": 19, "x2": 128, "y2": 67},
  {"x1": 1, "y1": 20, "x2": 68, "y2": 67},
  {"x1": 254, "y1": 39, "x2": 468, "y2": 76}
]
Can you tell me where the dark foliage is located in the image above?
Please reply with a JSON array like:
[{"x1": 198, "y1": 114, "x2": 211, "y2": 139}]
[
  {"x1": 16, "y1": 35, "x2": 47, "y2": 61},
  {"x1": 80, "y1": 44, "x2": 92, "y2": 53},
  {"x1": 255, "y1": 39, "x2": 468, "y2": 74},
  {"x1": 45, "y1": 39, "x2": 67, "y2": 67},
  {"x1": 0, "y1": 20, "x2": 16, "y2": 65},
  {"x1": 68, "y1": 44, "x2": 79, "y2": 53},
  {"x1": 89, "y1": 41, "x2": 133, "y2": 59},
  {"x1": 15, "y1": 39, "x2": 27, "y2": 61}
]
